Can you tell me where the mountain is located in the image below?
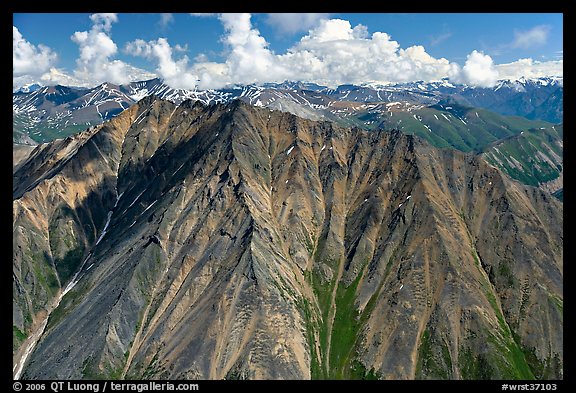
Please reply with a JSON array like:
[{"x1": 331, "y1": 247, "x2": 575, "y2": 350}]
[
  {"x1": 14, "y1": 97, "x2": 563, "y2": 379},
  {"x1": 449, "y1": 77, "x2": 563, "y2": 123},
  {"x1": 16, "y1": 83, "x2": 43, "y2": 94},
  {"x1": 14, "y1": 77, "x2": 562, "y2": 144},
  {"x1": 12, "y1": 79, "x2": 562, "y2": 193},
  {"x1": 12, "y1": 83, "x2": 134, "y2": 143},
  {"x1": 482, "y1": 125, "x2": 563, "y2": 194},
  {"x1": 13, "y1": 144, "x2": 36, "y2": 172},
  {"x1": 366, "y1": 102, "x2": 552, "y2": 153}
]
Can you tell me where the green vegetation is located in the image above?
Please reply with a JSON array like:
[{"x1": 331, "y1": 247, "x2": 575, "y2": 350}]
[
  {"x1": 497, "y1": 260, "x2": 516, "y2": 288},
  {"x1": 81, "y1": 356, "x2": 125, "y2": 380},
  {"x1": 24, "y1": 246, "x2": 61, "y2": 300},
  {"x1": 54, "y1": 245, "x2": 84, "y2": 284},
  {"x1": 521, "y1": 347, "x2": 562, "y2": 380},
  {"x1": 13, "y1": 326, "x2": 28, "y2": 351},
  {"x1": 459, "y1": 347, "x2": 495, "y2": 379},
  {"x1": 329, "y1": 274, "x2": 362, "y2": 378},
  {"x1": 333, "y1": 103, "x2": 561, "y2": 191},
  {"x1": 416, "y1": 329, "x2": 452, "y2": 379},
  {"x1": 46, "y1": 280, "x2": 90, "y2": 331},
  {"x1": 13, "y1": 112, "x2": 91, "y2": 144},
  {"x1": 377, "y1": 105, "x2": 553, "y2": 154},
  {"x1": 305, "y1": 252, "x2": 380, "y2": 379},
  {"x1": 483, "y1": 125, "x2": 562, "y2": 188},
  {"x1": 305, "y1": 267, "x2": 334, "y2": 378},
  {"x1": 141, "y1": 353, "x2": 160, "y2": 379},
  {"x1": 479, "y1": 277, "x2": 535, "y2": 379}
]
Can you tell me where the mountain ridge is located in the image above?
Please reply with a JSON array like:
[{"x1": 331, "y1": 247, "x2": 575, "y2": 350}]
[
  {"x1": 13, "y1": 77, "x2": 563, "y2": 196},
  {"x1": 13, "y1": 76, "x2": 562, "y2": 145},
  {"x1": 14, "y1": 97, "x2": 562, "y2": 380}
]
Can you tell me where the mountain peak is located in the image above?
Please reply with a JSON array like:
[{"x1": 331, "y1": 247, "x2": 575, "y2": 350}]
[{"x1": 13, "y1": 98, "x2": 562, "y2": 379}]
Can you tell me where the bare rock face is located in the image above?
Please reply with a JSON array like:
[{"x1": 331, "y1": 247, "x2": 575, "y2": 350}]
[{"x1": 13, "y1": 97, "x2": 562, "y2": 380}]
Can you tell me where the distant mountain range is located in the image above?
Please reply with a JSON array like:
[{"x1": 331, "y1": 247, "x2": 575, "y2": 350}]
[
  {"x1": 12, "y1": 77, "x2": 563, "y2": 196},
  {"x1": 13, "y1": 77, "x2": 562, "y2": 145}
]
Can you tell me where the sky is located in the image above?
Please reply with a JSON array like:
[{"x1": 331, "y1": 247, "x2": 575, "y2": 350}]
[{"x1": 13, "y1": 13, "x2": 563, "y2": 91}]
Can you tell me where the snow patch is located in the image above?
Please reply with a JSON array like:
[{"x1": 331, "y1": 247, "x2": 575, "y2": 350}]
[
  {"x1": 95, "y1": 211, "x2": 113, "y2": 246},
  {"x1": 127, "y1": 190, "x2": 145, "y2": 209},
  {"x1": 286, "y1": 146, "x2": 294, "y2": 155},
  {"x1": 141, "y1": 200, "x2": 157, "y2": 214}
]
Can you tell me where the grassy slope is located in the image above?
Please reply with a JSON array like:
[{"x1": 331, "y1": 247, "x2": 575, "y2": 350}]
[
  {"x1": 482, "y1": 125, "x2": 563, "y2": 188},
  {"x1": 13, "y1": 112, "x2": 92, "y2": 144},
  {"x1": 378, "y1": 106, "x2": 553, "y2": 153}
]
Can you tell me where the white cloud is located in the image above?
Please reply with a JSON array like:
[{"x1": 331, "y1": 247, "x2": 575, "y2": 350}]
[
  {"x1": 128, "y1": 15, "x2": 507, "y2": 89},
  {"x1": 496, "y1": 58, "x2": 563, "y2": 80},
  {"x1": 174, "y1": 44, "x2": 188, "y2": 52},
  {"x1": 17, "y1": 13, "x2": 560, "y2": 90},
  {"x1": 71, "y1": 13, "x2": 133, "y2": 85},
  {"x1": 13, "y1": 26, "x2": 57, "y2": 77},
  {"x1": 125, "y1": 39, "x2": 153, "y2": 58},
  {"x1": 13, "y1": 14, "x2": 156, "y2": 90},
  {"x1": 265, "y1": 13, "x2": 331, "y2": 35},
  {"x1": 454, "y1": 50, "x2": 499, "y2": 87},
  {"x1": 511, "y1": 25, "x2": 551, "y2": 49},
  {"x1": 159, "y1": 13, "x2": 174, "y2": 28},
  {"x1": 280, "y1": 19, "x2": 459, "y2": 87},
  {"x1": 90, "y1": 13, "x2": 118, "y2": 32},
  {"x1": 215, "y1": 13, "x2": 291, "y2": 86},
  {"x1": 125, "y1": 38, "x2": 199, "y2": 89}
]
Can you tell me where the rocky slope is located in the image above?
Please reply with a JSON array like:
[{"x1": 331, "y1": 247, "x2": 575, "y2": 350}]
[
  {"x1": 13, "y1": 98, "x2": 563, "y2": 380},
  {"x1": 14, "y1": 78, "x2": 562, "y2": 196}
]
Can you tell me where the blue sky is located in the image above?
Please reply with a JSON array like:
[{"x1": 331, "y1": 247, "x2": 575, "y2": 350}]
[{"x1": 13, "y1": 13, "x2": 563, "y2": 90}]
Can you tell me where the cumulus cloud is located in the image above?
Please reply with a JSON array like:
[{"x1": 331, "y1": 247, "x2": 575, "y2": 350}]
[
  {"x1": 121, "y1": 14, "x2": 564, "y2": 90},
  {"x1": 128, "y1": 15, "x2": 466, "y2": 89},
  {"x1": 216, "y1": 13, "x2": 291, "y2": 86},
  {"x1": 125, "y1": 38, "x2": 199, "y2": 89},
  {"x1": 284, "y1": 19, "x2": 461, "y2": 86},
  {"x1": 453, "y1": 50, "x2": 499, "y2": 87},
  {"x1": 265, "y1": 13, "x2": 331, "y2": 35},
  {"x1": 90, "y1": 13, "x2": 118, "y2": 31},
  {"x1": 496, "y1": 58, "x2": 563, "y2": 80},
  {"x1": 71, "y1": 13, "x2": 133, "y2": 85},
  {"x1": 13, "y1": 26, "x2": 57, "y2": 77},
  {"x1": 511, "y1": 25, "x2": 551, "y2": 49}
]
